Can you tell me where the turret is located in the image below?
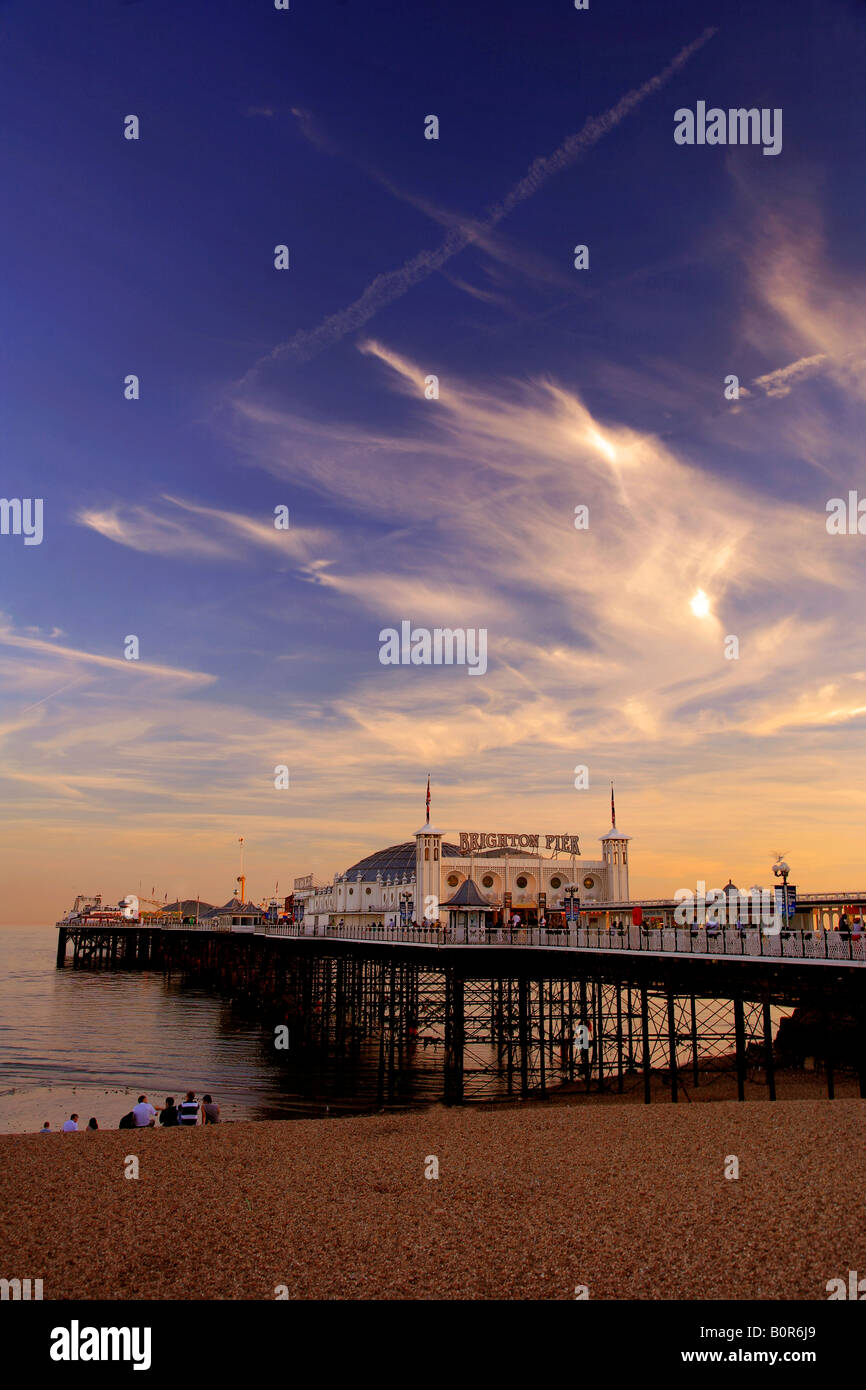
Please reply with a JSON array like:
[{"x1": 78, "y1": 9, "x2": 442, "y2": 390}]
[
  {"x1": 414, "y1": 773, "x2": 442, "y2": 922},
  {"x1": 601, "y1": 784, "x2": 631, "y2": 900}
]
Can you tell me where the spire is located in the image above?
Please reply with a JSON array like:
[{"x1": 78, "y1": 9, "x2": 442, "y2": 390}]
[
  {"x1": 425, "y1": 773, "x2": 431, "y2": 825},
  {"x1": 611, "y1": 782, "x2": 616, "y2": 829}
]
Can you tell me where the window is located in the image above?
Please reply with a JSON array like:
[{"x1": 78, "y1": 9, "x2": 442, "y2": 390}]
[
  {"x1": 348, "y1": 888, "x2": 354, "y2": 895},
  {"x1": 482, "y1": 875, "x2": 494, "y2": 888},
  {"x1": 516, "y1": 876, "x2": 527, "y2": 889},
  {"x1": 447, "y1": 874, "x2": 460, "y2": 887},
  {"x1": 425, "y1": 847, "x2": 429, "y2": 861},
  {"x1": 583, "y1": 876, "x2": 595, "y2": 890},
  {"x1": 550, "y1": 877, "x2": 562, "y2": 889},
  {"x1": 365, "y1": 887, "x2": 372, "y2": 895},
  {"x1": 433, "y1": 847, "x2": 439, "y2": 860}
]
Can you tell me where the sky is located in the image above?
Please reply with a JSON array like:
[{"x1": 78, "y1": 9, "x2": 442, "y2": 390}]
[{"x1": 2, "y1": 0, "x2": 866, "y2": 922}]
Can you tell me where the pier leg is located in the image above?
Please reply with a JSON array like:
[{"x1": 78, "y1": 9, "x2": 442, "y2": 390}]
[
  {"x1": 667, "y1": 989, "x2": 678, "y2": 1103},
  {"x1": 763, "y1": 998, "x2": 776, "y2": 1101},
  {"x1": 596, "y1": 981, "x2": 604, "y2": 1092},
  {"x1": 690, "y1": 995, "x2": 699, "y2": 1087},
  {"x1": 444, "y1": 969, "x2": 464, "y2": 1103},
  {"x1": 734, "y1": 994, "x2": 746, "y2": 1101},
  {"x1": 641, "y1": 985, "x2": 651, "y2": 1104},
  {"x1": 616, "y1": 982, "x2": 623, "y2": 1093},
  {"x1": 387, "y1": 962, "x2": 397, "y2": 1098},
  {"x1": 579, "y1": 979, "x2": 591, "y2": 1088},
  {"x1": 376, "y1": 963, "x2": 387, "y2": 1104},
  {"x1": 538, "y1": 981, "x2": 546, "y2": 1097},
  {"x1": 518, "y1": 976, "x2": 530, "y2": 1098},
  {"x1": 505, "y1": 977, "x2": 514, "y2": 1094},
  {"x1": 55, "y1": 928, "x2": 67, "y2": 968}
]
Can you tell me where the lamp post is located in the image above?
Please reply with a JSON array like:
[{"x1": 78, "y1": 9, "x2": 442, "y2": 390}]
[
  {"x1": 772, "y1": 857, "x2": 791, "y2": 934},
  {"x1": 563, "y1": 884, "x2": 580, "y2": 940}
]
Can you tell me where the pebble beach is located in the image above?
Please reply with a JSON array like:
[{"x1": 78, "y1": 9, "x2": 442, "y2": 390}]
[{"x1": 2, "y1": 1098, "x2": 864, "y2": 1301}]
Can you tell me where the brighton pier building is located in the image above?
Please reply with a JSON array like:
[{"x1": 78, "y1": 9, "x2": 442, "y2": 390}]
[{"x1": 295, "y1": 807, "x2": 631, "y2": 934}]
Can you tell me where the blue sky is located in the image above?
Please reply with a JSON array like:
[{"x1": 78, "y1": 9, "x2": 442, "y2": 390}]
[{"x1": 3, "y1": 0, "x2": 866, "y2": 919}]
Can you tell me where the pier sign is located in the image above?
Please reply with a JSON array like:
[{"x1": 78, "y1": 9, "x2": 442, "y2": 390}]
[
  {"x1": 458, "y1": 832, "x2": 580, "y2": 855},
  {"x1": 294, "y1": 874, "x2": 313, "y2": 890}
]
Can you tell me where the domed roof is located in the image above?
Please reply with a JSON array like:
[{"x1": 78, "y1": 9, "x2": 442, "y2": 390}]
[{"x1": 341, "y1": 840, "x2": 461, "y2": 882}]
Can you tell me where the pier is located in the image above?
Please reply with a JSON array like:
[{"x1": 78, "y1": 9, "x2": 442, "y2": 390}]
[{"x1": 55, "y1": 917, "x2": 866, "y2": 1106}]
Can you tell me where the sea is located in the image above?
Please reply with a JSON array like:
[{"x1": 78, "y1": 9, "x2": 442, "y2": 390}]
[{"x1": 0, "y1": 926, "x2": 444, "y2": 1134}]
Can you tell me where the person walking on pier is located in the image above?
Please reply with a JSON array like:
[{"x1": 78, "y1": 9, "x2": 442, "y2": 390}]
[{"x1": 177, "y1": 1091, "x2": 201, "y2": 1126}]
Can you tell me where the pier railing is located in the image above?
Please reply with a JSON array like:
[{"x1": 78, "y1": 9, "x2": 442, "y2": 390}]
[
  {"x1": 256, "y1": 920, "x2": 866, "y2": 963},
  {"x1": 113, "y1": 917, "x2": 866, "y2": 963}
]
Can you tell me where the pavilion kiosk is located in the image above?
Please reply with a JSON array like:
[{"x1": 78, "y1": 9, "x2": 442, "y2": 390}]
[{"x1": 441, "y1": 877, "x2": 496, "y2": 944}]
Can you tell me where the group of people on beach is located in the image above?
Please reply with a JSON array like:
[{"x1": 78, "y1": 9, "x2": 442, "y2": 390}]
[
  {"x1": 120, "y1": 1092, "x2": 220, "y2": 1128},
  {"x1": 37, "y1": 1090, "x2": 220, "y2": 1133},
  {"x1": 38, "y1": 1114, "x2": 100, "y2": 1133}
]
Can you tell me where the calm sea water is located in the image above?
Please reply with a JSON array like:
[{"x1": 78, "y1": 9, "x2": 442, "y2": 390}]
[{"x1": 0, "y1": 927, "x2": 442, "y2": 1133}]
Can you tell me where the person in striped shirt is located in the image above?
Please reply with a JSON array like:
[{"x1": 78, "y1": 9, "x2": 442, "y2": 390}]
[{"x1": 177, "y1": 1092, "x2": 201, "y2": 1126}]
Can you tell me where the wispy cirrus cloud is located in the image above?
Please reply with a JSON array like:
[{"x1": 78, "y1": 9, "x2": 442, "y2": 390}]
[
  {"x1": 77, "y1": 495, "x2": 332, "y2": 566},
  {"x1": 0, "y1": 618, "x2": 216, "y2": 688}
]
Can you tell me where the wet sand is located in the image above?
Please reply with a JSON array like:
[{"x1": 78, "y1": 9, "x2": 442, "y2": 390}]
[
  {"x1": 0, "y1": 1085, "x2": 144, "y2": 1136},
  {"x1": 1, "y1": 1098, "x2": 863, "y2": 1300}
]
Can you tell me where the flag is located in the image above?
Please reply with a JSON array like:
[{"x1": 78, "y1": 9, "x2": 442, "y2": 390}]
[
  {"x1": 611, "y1": 783, "x2": 616, "y2": 828},
  {"x1": 425, "y1": 774, "x2": 431, "y2": 824}
]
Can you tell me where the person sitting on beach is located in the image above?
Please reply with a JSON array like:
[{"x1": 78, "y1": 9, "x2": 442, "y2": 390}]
[
  {"x1": 177, "y1": 1091, "x2": 200, "y2": 1126},
  {"x1": 87, "y1": 1117, "x2": 98, "y2": 1130},
  {"x1": 38, "y1": 1121, "x2": 51, "y2": 1134},
  {"x1": 132, "y1": 1095, "x2": 158, "y2": 1128},
  {"x1": 202, "y1": 1094, "x2": 220, "y2": 1125},
  {"x1": 158, "y1": 1097, "x2": 179, "y2": 1127},
  {"x1": 62, "y1": 1114, "x2": 79, "y2": 1132}
]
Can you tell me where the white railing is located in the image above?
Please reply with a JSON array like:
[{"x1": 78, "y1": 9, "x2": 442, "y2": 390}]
[
  {"x1": 250, "y1": 920, "x2": 866, "y2": 964},
  {"x1": 57, "y1": 918, "x2": 866, "y2": 964}
]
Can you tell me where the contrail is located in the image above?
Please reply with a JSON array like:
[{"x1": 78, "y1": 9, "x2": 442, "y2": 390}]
[
  {"x1": 18, "y1": 678, "x2": 82, "y2": 715},
  {"x1": 245, "y1": 27, "x2": 716, "y2": 375}
]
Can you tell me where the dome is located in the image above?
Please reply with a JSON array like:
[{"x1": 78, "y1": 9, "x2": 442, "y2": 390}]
[{"x1": 341, "y1": 840, "x2": 461, "y2": 882}]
